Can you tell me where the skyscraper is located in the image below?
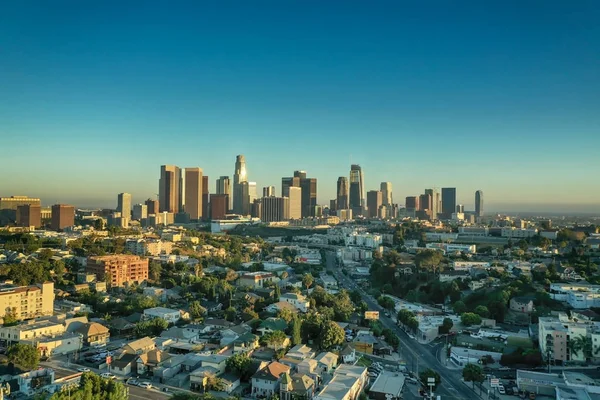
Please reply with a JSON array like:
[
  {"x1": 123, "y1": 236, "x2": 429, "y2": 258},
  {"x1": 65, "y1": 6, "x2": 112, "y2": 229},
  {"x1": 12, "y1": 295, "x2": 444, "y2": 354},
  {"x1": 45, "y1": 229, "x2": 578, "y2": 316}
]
[
  {"x1": 184, "y1": 167, "x2": 203, "y2": 220},
  {"x1": 159, "y1": 165, "x2": 182, "y2": 213},
  {"x1": 349, "y1": 164, "x2": 364, "y2": 216},
  {"x1": 202, "y1": 176, "x2": 210, "y2": 220},
  {"x1": 117, "y1": 193, "x2": 131, "y2": 220},
  {"x1": 380, "y1": 182, "x2": 393, "y2": 206},
  {"x1": 336, "y1": 177, "x2": 349, "y2": 210},
  {"x1": 456, "y1": 204, "x2": 465, "y2": 213},
  {"x1": 145, "y1": 198, "x2": 159, "y2": 215},
  {"x1": 209, "y1": 194, "x2": 228, "y2": 220},
  {"x1": 51, "y1": 204, "x2": 75, "y2": 231},
  {"x1": 288, "y1": 186, "x2": 302, "y2": 220},
  {"x1": 216, "y1": 176, "x2": 232, "y2": 212},
  {"x1": 261, "y1": 197, "x2": 290, "y2": 222},
  {"x1": 294, "y1": 170, "x2": 307, "y2": 180},
  {"x1": 300, "y1": 177, "x2": 317, "y2": 218},
  {"x1": 16, "y1": 204, "x2": 41, "y2": 228},
  {"x1": 425, "y1": 189, "x2": 441, "y2": 219},
  {"x1": 282, "y1": 176, "x2": 300, "y2": 197},
  {"x1": 263, "y1": 186, "x2": 275, "y2": 197},
  {"x1": 405, "y1": 196, "x2": 419, "y2": 211},
  {"x1": 367, "y1": 190, "x2": 382, "y2": 218},
  {"x1": 248, "y1": 182, "x2": 257, "y2": 212},
  {"x1": 441, "y1": 188, "x2": 457, "y2": 219},
  {"x1": 233, "y1": 155, "x2": 247, "y2": 214},
  {"x1": 475, "y1": 190, "x2": 484, "y2": 218},
  {"x1": 132, "y1": 204, "x2": 148, "y2": 220}
]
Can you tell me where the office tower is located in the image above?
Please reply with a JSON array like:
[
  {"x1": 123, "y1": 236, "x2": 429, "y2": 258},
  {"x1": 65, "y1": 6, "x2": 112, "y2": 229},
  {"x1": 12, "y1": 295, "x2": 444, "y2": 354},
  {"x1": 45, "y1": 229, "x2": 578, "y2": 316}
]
[
  {"x1": 159, "y1": 165, "x2": 182, "y2": 213},
  {"x1": 263, "y1": 186, "x2": 275, "y2": 197},
  {"x1": 261, "y1": 197, "x2": 289, "y2": 222},
  {"x1": 475, "y1": 190, "x2": 484, "y2": 218},
  {"x1": 367, "y1": 190, "x2": 383, "y2": 218},
  {"x1": 145, "y1": 199, "x2": 159, "y2": 215},
  {"x1": 0, "y1": 196, "x2": 41, "y2": 225},
  {"x1": 441, "y1": 188, "x2": 457, "y2": 219},
  {"x1": 380, "y1": 182, "x2": 393, "y2": 206},
  {"x1": 337, "y1": 209, "x2": 353, "y2": 221},
  {"x1": 216, "y1": 176, "x2": 232, "y2": 211},
  {"x1": 51, "y1": 204, "x2": 75, "y2": 230},
  {"x1": 16, "y1": 204, "x2": 42, "y2": 228},
  {"x1": 202, "y1": 176, "x2": 210, "y2": 221},
  {"x1": 252, "y1": 199, "x2": 262, "y2": 219},
  {"x1": 294, "y1": 170, "x2": 307, "y2": 180},
  {"x1": 336, "y1": 177, "x2": 349, "y2": 210},
  {"x1": 405, "y1": 196, "x2": 419, "y2": 211},
  {"x1": 330, "y1": 199, "x2": 337, "y2": 213},
  {"x1": 86, "y1": 255, "x2": 148, "y2": 288},
  {"x1": 184, "y1": 167, "x2": 203, "y2": 220},
  {"x1": 248, "y1": 181, "x2": 257, "y2": 209},
  {"x1": 419, "y1": 194, "x2": 432, "y2": 211},
  {"x1": 288, "y1": 186, "x2": 302, "y2": 220},
  {"x1": 210, "y1": 194, "x2": 229, "y2": 220},
  {"x1": 0, "y1": 281, "x2": 54, "y2": 321},
  {"x1": 349, "y1": 164, "x2": 364, "y2": 215},
  {"x1": 300, "y1": 177, "x2": 317, "y2": 218},
  {"x1": 424, "y1": 189, "x2": 441, "y2": 219},
  {"x1": 233, "y1": 155, "x2": 248, "y2": 214},
  {"x1": 456, "y1": 204, "x2": 465, "y2": 213},
  {"x1": 132, "y1": 204, "x2": 148, "y2": 220},
  {"x1": 117, "y1": 193, "x2": 132, "y2": 220},
  {"x1": 281, "y1": 177, "x2": 300, "y2": 197}
]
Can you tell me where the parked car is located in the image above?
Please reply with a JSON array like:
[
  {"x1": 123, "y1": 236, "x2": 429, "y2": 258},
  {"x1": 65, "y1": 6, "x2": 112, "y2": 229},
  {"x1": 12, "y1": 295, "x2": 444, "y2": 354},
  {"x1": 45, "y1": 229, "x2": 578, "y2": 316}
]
[
  {"x1": 77, "y1": 368, "x2": 90, "y2": 373},
  {"x1": 100, "y1": 373, "x2": 116, "y2": 380},
  {"x1": 127, "y1": 379, "x2": 139, "y2": 386},
  {"x1": 138, "y1": 382, "x2": 152, "y2": 389},
  {"x1": 498, "y1": 385, "x2": 505, "y2": 395}
]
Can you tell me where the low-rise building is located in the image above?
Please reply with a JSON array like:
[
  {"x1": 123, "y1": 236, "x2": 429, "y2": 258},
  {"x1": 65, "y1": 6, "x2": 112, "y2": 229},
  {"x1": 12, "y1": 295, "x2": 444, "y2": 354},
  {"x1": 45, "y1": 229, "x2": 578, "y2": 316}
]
[
  {"x1": 143, "y1": 307, "x2": 182, "y2": 324},
  {"x1": 280, "y1": 293, "x2": 310, "y2": 312},
  {"x1": 0, "y1": 281, "x2": 54, "y2": 322},
  {"x1": 251, "y1": 361, "x2": 291, "y2": 398},
  {"x1": 315, "y1": 364, "x2": 368, "y2": 400},
  {"x1": 86, "y1": 255, "x2": 148, "y2": 287},
  {"x1": 449, "y1": 346, "x2": 502, "y2": 366},
  {"x1": 239, "y1": 271, "x2": 276, "y2": 288},
  {"x1": 510, "y1": 296, "x2": 535, "y2": 314},
  {"x1": 75, "y1": 322, "x2": 110, "y2": 347},
  {"x1": 369, "y1": 371, "x2": 405, "y2": 400}
]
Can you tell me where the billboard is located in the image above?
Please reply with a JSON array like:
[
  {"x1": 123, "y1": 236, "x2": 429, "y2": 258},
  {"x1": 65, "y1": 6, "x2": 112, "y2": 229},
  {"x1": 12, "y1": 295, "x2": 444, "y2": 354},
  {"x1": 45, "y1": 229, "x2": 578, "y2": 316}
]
[{"x1": 365, "y1": 311, "x2": 380, "y2": 320}]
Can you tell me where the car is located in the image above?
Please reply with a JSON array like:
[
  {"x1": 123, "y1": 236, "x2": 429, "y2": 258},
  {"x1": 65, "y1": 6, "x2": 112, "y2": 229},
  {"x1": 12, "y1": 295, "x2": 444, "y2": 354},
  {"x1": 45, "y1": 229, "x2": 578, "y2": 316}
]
[
  {"x1": 498, "y1": 385, "x2": 505, "y2": 395},
  {"x1": 127, "y1": 379, "x2": 139, "y2": 386},
  {"x1": 499, "y1": 367, "x2": 511, "y2": 371},
  {"x1": 100, "y1": 373, "x2": 116, "y2": 380},
  {"x1": 138, "y1": 382, "x2": 152, "y2": 389},
  {"x1": 77, "y1": 367, "x2": 91, "y2": 373}
]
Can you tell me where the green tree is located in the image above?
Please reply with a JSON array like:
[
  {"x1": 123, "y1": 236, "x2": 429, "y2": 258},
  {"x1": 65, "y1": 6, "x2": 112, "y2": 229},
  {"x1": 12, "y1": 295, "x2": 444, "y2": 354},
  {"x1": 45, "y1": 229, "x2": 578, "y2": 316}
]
[
  {"x1": 319, "y1": 320, "x2": 345, "y2": 350},
  {"x1": 419, "y1": 369, "x2": 441, "y2": 391},
  {"x1": 261, "y1": 330, "x2": 288, "y2": 349},
  {"x1": 3, "y1": 307, "x2": 18, "y2": 327},
  {"x1": 415, "y1": 249, "x2": 444, "y2": 273},
  {"x1": 225, "y1": 353, "x2": 253, "y2": 381},
  {"x1": 474, "y1": 305, "x2": 490, "y2": 318},
  {"x1": 290, "y1": 315, "x2": 302, "y2": 346},
  {"x1": 189, "y1": 301, "x2": 207, "y2": 320},
  {"x1": 462, "y1": 364, "x2": 484, "y2": 389},
  {"x1": 225, "y1": 306, "x2": 237, "y2": 322},
  {"x1": 453, "y1": 300, "x2": 467, "y2": 314},
  {"x1": 7, "y1": 343, "x2": 40, "y2": 371},
  {"x1": 438, "y1": 318, "x2": 453, "y2": 334},
  {"x1": 302, "y1": 273, "x2": 314, "y2": 290},
  {"x1": 377, "y1": 296, "x2": 395, "y2": 311},
  {"x1": 461, "y1": 312, "x2": 482, "y2": 326}
]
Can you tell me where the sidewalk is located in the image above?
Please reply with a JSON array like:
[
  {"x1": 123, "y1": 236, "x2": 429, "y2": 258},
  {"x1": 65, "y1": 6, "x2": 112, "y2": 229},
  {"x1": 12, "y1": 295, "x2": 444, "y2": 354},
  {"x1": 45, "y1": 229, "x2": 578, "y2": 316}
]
[{"x1": 436, "y1": 344, "x2": 462, "y2": 371}]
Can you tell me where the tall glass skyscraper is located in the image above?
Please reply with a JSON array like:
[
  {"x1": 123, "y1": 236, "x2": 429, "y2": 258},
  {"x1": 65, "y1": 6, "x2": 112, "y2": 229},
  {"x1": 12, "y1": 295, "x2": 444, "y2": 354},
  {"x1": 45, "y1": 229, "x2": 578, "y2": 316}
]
[
  {"x1": 233, "y1": 155, "x2": 247, "y2": 214},
  {"x1": 475, "y1": 190, "x2": 484, "y2": 218},
  {"x1": 349, "y1": 164, "x2": 364, "y2": 215}
]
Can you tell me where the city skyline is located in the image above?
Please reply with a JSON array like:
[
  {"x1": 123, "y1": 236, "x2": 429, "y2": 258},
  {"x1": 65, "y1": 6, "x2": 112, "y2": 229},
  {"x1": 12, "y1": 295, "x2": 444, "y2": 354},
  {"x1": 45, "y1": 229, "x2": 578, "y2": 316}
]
[{"x1": 1, "y1": 2, "x2": 599, "y2": 213}]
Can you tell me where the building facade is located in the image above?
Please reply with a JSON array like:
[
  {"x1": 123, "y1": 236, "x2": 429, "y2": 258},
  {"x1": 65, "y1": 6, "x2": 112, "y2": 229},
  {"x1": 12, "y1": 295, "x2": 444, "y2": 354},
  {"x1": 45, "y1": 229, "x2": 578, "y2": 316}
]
[
  {"x1": 0, "y1": 282, "x2": 54, "y2": 321},
  {"x1": 210, "y1": 194, "x2": 229, "y2": 220},
  {"x1": 117, "y1": 193, "x2": 131, "y2": 220},
  {"x1": 380, "y1": 182, "x2": 392, "y2": 206},
  {"x1": 86, "y1": 255, "x2": 149, "y2": 287},
  {"x1": 349, "y1": 165, "x2": 364, "y2": 216},
  {"x1": 159, "y1": 165, "x2": 182, "y2": 213},
  {"x1": 51, "y1": 204, "x2": 75, "y2": 230},
  {"x1": 16, "y1": 204, "x2": 41, "y2": 228},
  {"x1": 184, "y1": 167, "x2": 203, "y2": 220},
  {"x1": 366, "y1": 191, "x2": 382, "y2": 219},
  {"x1": 233, "y1": 155, "x2": 248, "y2": 215},
  {"x1": 216, "y1": 176, "x2": 232, "y2": 211},
  {"x1": 441, "y1": 187, "x2": 456, "y2": 219},
  {"x1": 288, "y1": 187, "x2": 302, "y2": 220},
  {"x1": 262, "y1": 197, "x2": 290, "y2": 222}
]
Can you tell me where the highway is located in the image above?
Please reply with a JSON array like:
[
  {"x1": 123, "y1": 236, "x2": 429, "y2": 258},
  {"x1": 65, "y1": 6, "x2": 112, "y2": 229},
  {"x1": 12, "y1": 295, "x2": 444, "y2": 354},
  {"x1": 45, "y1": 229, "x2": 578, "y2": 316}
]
[{"x1": 326, "y1": 253, "x2": 478, "y2": 400}]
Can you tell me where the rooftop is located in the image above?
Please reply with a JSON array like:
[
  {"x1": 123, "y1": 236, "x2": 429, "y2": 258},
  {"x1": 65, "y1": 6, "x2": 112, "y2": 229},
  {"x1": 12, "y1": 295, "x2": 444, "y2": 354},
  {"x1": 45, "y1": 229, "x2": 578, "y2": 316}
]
[{"x1": 370, "y1": 371, "x2": 405, "y2": 396}]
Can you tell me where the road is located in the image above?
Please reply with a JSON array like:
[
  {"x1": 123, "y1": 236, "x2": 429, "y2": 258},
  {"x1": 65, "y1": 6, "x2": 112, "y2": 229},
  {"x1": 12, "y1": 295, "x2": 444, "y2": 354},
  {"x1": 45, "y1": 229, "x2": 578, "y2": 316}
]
[{"x1": 326, "y1": 253, "x2": 478, "y2": 400}]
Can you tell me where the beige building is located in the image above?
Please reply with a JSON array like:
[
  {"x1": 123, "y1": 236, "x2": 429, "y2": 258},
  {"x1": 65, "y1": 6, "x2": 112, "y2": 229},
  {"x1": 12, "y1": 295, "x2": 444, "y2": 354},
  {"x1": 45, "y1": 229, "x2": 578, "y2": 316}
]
[
  {"x1": 0, "y1": 281, "x2": 54, "y2": 322},
  {"x1": 288, "y1": 187, "x2": 302, "y2": 220},
  {"x1": 0, "y1": 317, "x2": 64, "y2": 343},
  {"x1": 184, "y1": 167, "x2": 204, "y2": 220},
  {"x1": 125, "y1": 238, "x2": 173, "y2": 256},
  {"x1": 238, "y1": 272, "x2": 275, "y2": 288},
  {"x1": 86, "y1": 255, "x2": 149, "y2": 287},
  {"x1": 0, "y1": 196, "x2": 41, "y2": 210}
]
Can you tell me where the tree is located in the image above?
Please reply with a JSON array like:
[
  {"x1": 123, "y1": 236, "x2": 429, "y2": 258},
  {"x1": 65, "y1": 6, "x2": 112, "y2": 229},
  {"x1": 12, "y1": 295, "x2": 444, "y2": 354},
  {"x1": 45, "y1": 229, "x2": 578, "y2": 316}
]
[
  {"x1": 474, "y1": 305, "x2": 490, "y2": 318},
  {"x1": 453, "y1": 301, "x2": 467, "y2": 314},
  {"x1": 134, "y1": 318, "x2": 169, "y2": 337},
  {"x1": 415, "y1": 249, "x2": 444, "y2": 273},
  {"x1": 438, "y1": 318, "x2": 453, "y2": 334},
  {"x1": 3, "y1": 307, "x2": 18, "y2": 327},
  {"x1": 377, "y1": 296, "x2": 395, "y2": 311},
  {"x1": 319, "y1": 320, "x2": 345, "y2": 350},
  {"x1": 302, "y1": 273, "x2": 314, "y2": 290},
  {"x1": 7, "y1": 343, "x2": 40, "y2": 371},
  {"x1": 461, "y1": 313, "x2": 482, "y2": 327},
  {"x1": 419, "y1": 369, "x2": 441, "y2": 391},
  {"x1": 149, "y1": 262, "x2": 162, "y2": 282},
  {"x1": 462, "y1": 364, "x2": 484, "y2": 389},
  {"x1": 51, "y1": 372, "x2": 128, "y2": 400},
  {"x1": 290, "y1": 315, "x2": 302, "y2": 346},
  {"x1": 225, "y1": 307, "x2": 236, "y2": 322},
  {"x1": 261, "y1": 330, "x2": 288, "y2": 350},
  {"x1": 226, "y1": 353, "x2": 253, "y2": 381},
  {"x1": 189, "y1": 301, "x2": 207, "y2": 320}
]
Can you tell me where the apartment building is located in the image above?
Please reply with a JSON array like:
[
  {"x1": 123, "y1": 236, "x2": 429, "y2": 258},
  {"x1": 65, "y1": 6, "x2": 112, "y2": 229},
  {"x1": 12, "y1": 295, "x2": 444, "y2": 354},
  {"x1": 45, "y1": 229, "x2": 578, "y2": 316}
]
[
  {"x1": 86, "y1": 255, "x2": 149, "y2": 287},
  {"x1": 539, "y1": 314, "x2": 600, "y2": 364},
  {"x1": 125, "y1": 239, "x2": 173, "y2": 256},
  {"x1": 0, "y1": 281, "x2": 54, "y2": 322},
  {"x1": 238, "y1": 272, "x2": 275, "y2": 289}
]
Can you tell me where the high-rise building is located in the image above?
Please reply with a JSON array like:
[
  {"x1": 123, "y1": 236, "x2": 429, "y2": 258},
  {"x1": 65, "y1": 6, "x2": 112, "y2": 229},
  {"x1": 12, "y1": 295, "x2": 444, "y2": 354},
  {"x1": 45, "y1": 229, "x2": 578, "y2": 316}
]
[
  {"x1": 300, "y1": 177, "x2": 317, "y2": 218},
  {"x1": 16, "y1": 204, "x2": 41, "y2": 228},
  {"x1": 336, "y1": 177, "x2": 349, "y2": 210},
  {"x1": 282, "y1": 177, "x2": 300, "y2": 197},
  {"x1": 251, "y1": 199, "x2": 262, "y2": 219},
  {"x1": 86, "y1": 255, "x2": 149, "y2": 288},
  {"x1": 288, "y1": 186, "x2": 302, "y2": 220},
  {"x1": 0, "y1": 196, "x2": 41, "y2": 225},
  {"x1": 475, "y1": 190, "x2": 484, "y2": 218},
  {"x1": 349, "y1": 164, "x2": 364, "y2": 216},
  {"x1": 441, "y1": 188, "x2": 457, "y2": 219},
  {"x1": 117, "y1": 193, "x2": 131, "y2": 220},
  {"x1": 456, "y1": 204, "x2": 465, "y2": 213},
  {"x1": 367, "y1": 190, "x2": 382, "y2": 218},
  {"x1": 329, "y1": 199, "x2": 337, "y2": 213},
  {"x1": 263, "y1": 186, "x2": 275, "y2": 197},
  {"x1": 425, "y1": 189, "x2": 441, "y2": 219},
  {"x1": 216, "y1": 176, "x2": 232, "y2": 211},
  {"x1": 380, "y1": 182, "x2": 393, "y2": 206},
  {"x1": 248, "y1": 182, "x2": 257, "y2": 210},
  {"x1": 233, "y1": 155, "x2": 248, "y2": 214},
  {"x1": 261, "y1": 197, "x2": 290, "y2": 222},
  {"x1": 159, "y1": 165, "x2": 182, "y2": 213},
  {"x1": 294, "y1": 170, "x2": 307, "y2": 180},
  {"x1": 184, "y1": 167, "x2": 203, "y2": 220},
  {"x1": 132, "y1": 204, "x2": 148, "y2": 220},
  {"x1": 202, "y1": 176, "x2": 210, "y2": 221},
  {"x1": 145, "y1": 199, "x2": 159, "y2": 215},
  {"x1": 51, "y1": 204, "x2": 75, "y2": 231},
  {"x1": 209, "y1": 194, "x2": 229, "y2": 220},
  {"x1": 405, "y1": 196, "x2": 419, "y2": 211},
  {"x1": 419, "y1": 194, "x2": 432, "y2": 212}
]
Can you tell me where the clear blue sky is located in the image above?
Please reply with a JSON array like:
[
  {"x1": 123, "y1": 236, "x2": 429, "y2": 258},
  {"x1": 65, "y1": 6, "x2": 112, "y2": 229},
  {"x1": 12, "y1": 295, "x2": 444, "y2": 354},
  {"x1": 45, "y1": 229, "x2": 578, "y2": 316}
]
[{"x1": 1, "y1": 1, "x2": 599, "y2": 213}]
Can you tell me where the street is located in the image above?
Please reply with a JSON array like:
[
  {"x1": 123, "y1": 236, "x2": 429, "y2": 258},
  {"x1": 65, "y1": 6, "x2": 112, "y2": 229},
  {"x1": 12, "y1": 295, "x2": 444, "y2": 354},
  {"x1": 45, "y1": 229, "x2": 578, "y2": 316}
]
[{"x1": 326, "y1": 253, "x2": 478, "y2": 400}]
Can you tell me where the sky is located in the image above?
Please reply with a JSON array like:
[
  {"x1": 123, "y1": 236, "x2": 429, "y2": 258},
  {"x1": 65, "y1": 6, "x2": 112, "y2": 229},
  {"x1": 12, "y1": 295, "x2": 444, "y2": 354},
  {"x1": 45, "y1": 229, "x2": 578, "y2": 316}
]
[{"x1": 1, "y1": 1, "x2": 599, "y2": 213}]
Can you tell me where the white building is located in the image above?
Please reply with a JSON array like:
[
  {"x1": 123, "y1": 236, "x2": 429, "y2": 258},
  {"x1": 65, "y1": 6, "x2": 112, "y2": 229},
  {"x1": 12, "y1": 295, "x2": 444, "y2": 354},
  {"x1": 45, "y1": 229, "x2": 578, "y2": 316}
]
[
  {"x1": 280, "y1": 293, "x2": 310, "y2": 313},
  {"x1": 501, "y1": 228, "x2": 538, "y2": 238},
  {"x1": 450, "y1": 346, "x2": 502, "y2": 366},
  {"x1": 143, "y1": 307, "x2": 182, "y2": 324},
  {"x1": 550, "y1": 283, "x2": 600, "y2": 309},
  {"x1": 452, "y1": 261, "x2": 490, "y2": 271}
]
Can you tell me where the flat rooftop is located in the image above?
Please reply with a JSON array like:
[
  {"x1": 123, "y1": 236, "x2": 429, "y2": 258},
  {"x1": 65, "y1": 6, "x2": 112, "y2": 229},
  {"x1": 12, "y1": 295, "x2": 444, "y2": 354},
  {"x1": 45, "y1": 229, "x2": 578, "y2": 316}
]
[{"x1": 370, "y1": 371, "x2": 405, "y2": 395}]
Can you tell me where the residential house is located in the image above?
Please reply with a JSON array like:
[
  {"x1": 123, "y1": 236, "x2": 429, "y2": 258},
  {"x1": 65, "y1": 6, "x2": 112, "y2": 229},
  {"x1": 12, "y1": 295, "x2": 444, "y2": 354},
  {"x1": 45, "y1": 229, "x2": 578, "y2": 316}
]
[
  {"x1": 137, "y1": 349, "x2": 171, "y2": 375},
  {"x1": 439, "y1": 271, "x2": 470, "y2": 282},
  {"x1": 286, "y1": 345, "x2": 317, "y2": 361},
  {"x1": 111, "y1": 353, "x2": 138, "y2": 376},
  {"x1": 220, "y1": 324, "x2": 252, "y2": 346},
  {"x1": 280, "y1": 293, "x2": 310, "y2": 313},
  {"x1": 258, "y1": 318, "x2": 288, "y2": 336},
  {"x1": 75, "y1": 322, "x2": 109, "y2": 347},
  {"x1": 280, "y1": 371, "x2": 316, "y2": 400},
  {"x1": 143, "y1": 307, "x2": 182, "y2": 324},
  {"x1": 510, "y1": 296, "x2": 535, "y2": 314},
  {"x1": 239, "y1": 272, "x2": 275, "y2": 289},
  {"x1": 314, "y1": 365, "x2": 368, "y2": 400},
  {"x1": 251, "y1": 361, "x2": 291, "y2": 398},
  {"x1": 233, "y1": 332, "x2": 260, "y2": 354},
  {"x1": 353, "y1": 333, "x2": 378, "y2": 355},
  {"x1": 267, "y1": 301, "x2": 299, "y2": 314},
  {"x1": 315, "y1": 352, "x2": 338, "y2": 374},
  {"x1": 340, "y1": 345, "x2": 356, "y2": 364},
  {"x1": 122, "y1": 336, "x2": 156, "y2": 355}
]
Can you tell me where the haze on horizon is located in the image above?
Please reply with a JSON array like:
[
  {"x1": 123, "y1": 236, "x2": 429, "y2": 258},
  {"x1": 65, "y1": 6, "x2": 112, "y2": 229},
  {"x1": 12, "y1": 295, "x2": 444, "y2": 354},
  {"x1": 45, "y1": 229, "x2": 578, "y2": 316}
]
[{"x1": 1, "y1": 2, "x2": 599, "y2": 214}]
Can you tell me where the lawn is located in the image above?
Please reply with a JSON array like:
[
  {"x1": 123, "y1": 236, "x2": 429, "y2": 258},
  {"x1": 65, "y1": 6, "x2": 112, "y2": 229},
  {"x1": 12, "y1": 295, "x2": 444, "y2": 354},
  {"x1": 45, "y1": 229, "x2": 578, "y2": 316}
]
[{"x1": 355, "y1": 356, "x2": 372, "y2": 367}]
